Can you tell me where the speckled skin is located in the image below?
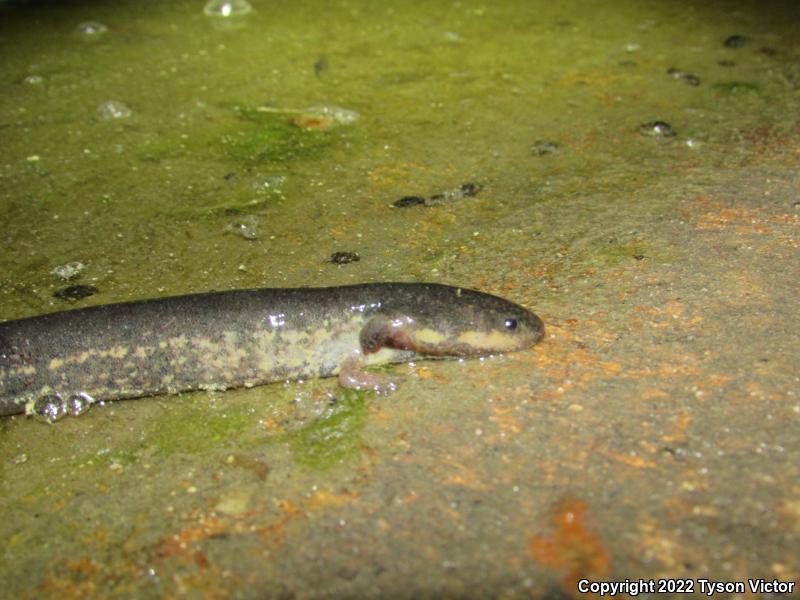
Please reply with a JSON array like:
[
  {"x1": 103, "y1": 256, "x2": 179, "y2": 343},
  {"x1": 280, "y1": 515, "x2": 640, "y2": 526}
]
[{"x1": 0, "y1": 283, "x2": 543, "y2": 416}]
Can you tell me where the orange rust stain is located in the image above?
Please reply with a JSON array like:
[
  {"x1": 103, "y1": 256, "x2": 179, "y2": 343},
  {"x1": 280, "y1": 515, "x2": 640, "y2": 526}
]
[
  {"x1": 529, "y1": 498, "x2": 610, "y2": 596},
  {"x1": 489, "y1": 406, "x2": 523, "y2": 436},
  {"x1": 604, "y1": 451, "x2": 657, "y2": 469},
  {"x1": 430, "y1": 424, "x2": 454, "y2": 435},
  {"x1": 634, "y1": 299, "x2": 704, "y2": 329},
  {"x1": 639, "y1": 440, "x2": 659, "y2": 454},
  {"x1": 400, "y1": 491, "x2": 419, "y2": 504},
  {"x1": 681, "y1": 195, "x2": 800, "y2": 247},
  {"x1": 441, "y1": 462, "x2": 493, "y2": 491},
  {"x1": 307, "y1": 489, "x2": 359, "y2": 509},
  {"x1": 414, "y1": 365, "x2": 435, "y2": 380},
  {"x1": 642, "y1": 387, "x2": 669, "y2": 399},
  {"x1": 708, "y1": 374, "x2": 733, "y2": 387},
  {"x1": 626, "y1": 361, "x2": 704, "y2": 378},
  {"x1": 255, "y1": 500, "x2": 305, "y2": 546},
  {"x1": 38, "y1": 557, "x2": 100, "y2": 599},
  {"x1": 156, "y1": 513, "x2": 228, "y2": 560},
  {"x1": 662, "y1": 411, "x2": 691, "y2": 444}
]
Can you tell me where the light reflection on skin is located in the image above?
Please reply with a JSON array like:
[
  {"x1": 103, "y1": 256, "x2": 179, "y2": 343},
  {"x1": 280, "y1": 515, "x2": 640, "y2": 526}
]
[
  {"x1": 349, "y1": 302, "x2": 381, "y2": 313},
  {"x1": 391, "y1": 316, "x2": 414, "y2": 328}
]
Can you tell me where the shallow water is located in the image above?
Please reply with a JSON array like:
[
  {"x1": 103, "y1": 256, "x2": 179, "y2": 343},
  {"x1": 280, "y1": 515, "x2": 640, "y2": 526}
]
[{"x1": 2, "y1": 0, "x2": 799, "y2": 597}]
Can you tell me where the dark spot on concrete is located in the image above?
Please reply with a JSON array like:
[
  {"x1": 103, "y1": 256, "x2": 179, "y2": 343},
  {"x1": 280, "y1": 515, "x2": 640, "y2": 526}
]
[
  {"x1": 667, "y1": 68, "x2": 701, "y2": 86},
  {"x1": 394, "y1": 183, "x2": 482, "y2": 207},
  {"x1": 53, "y1": 285, "x2": 98, "y2": 301},
  {"x1": 393, "y1": 195, "x2": 426, "y2": 208},
  {"x1": 724, "y1": 34, "x2": 747, "y2": 48},
  {"x1": 314, "y1": 57, "x2": 328, "y2": 78},
  {"x1": 329, "y1": 251, "x2": 360, "y2": 265},
  {"x1": 460, "y1": 182, "x2": 482, "y2": 197}
]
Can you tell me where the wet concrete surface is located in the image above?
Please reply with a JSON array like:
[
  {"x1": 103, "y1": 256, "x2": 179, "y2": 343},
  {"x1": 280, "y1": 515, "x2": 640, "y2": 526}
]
[{"x1": 1, "y1": 0, "x2": 800, "y2": 598}]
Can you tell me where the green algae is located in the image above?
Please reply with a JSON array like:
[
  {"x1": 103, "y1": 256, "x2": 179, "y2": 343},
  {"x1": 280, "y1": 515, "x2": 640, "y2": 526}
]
[
  {"x1": 221, "y1": 106, "x2": 337, "y2": 166},
  {"x1": 280, "y1": 388, "x2": 369, "y2": 470},
  {"x1": 588, "y1": 242, "x2": 651, "y2": 268},
  {"x1": 144, "y1": 401, "x2": 256, "y2": 455},
  {"x1": 141, "y1": 104, "x2": 344, "y2": 168},
  {"x1": 714, "y1": 81, "x2": 761, "y2": 95}
]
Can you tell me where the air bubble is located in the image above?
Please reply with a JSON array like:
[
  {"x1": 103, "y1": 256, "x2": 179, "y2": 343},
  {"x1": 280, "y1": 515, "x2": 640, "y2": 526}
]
[
  {"x1": 225, "y1": 215, "x2": 259, "y2": 240},
  {"x1": 51, "y1": 261, "x2": 87, "y2": 281},
  {"x1": 75, "y1": 21, "x2": 108, "y2": 37},
  {"x1": 203, "y1": 0, "x2": 253, "y2": 17},
  {"x1": 98, "y1": 100, "x2": 132, "y2": 120},
  {"x1": 31, "y1": 392, "x2": 96, "y2": 423}
]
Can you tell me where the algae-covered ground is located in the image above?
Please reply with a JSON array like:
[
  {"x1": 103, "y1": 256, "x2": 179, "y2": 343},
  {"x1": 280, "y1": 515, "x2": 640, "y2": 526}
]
[{"x1": 1, "y1": 0, "x2": 799, "y2": 597}]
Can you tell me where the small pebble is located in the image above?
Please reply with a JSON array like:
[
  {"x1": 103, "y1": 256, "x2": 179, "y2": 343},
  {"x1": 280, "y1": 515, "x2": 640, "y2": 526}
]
[{"x1": 329, "y1": 251, "x2": 360, "y2": 265}]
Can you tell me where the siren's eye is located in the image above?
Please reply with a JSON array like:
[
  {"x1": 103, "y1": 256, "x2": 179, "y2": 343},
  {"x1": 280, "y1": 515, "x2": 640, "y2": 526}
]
[{"x1": 504, "y1": 318, "x2": 518, "y2": 331}]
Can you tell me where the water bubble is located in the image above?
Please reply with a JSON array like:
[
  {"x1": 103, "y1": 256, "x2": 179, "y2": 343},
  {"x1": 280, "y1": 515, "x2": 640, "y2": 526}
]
[
  {"x1": 75, "y1": 21, "x2": 108, "y2": 37},
  {"x1": 253, "y1": 174, "x2": 286, "y2": 194},
  {"x1": 98, "y1": 100, "x2": 132, "y2": 120},
  {"x1": 204, "y1": 0, "x2": 252, "y2": 17},
  {"x1": 31, "y1": 392, "x2": 95, "y2": 422},
  {"x1": 305, "y1": 105, "x2": 359, "y2": 125},
  {"x1": 638, "y1": 120, "x2": 675, "y2": 139},
  {"x1": 531, "y1": 139, "x2": 560, "y2": 156},
  {"x1": 32, "y1": 395, "x2": 68, "y2": 423},
  {"x1": 67, "y1": 392, "x2": 95, "y2": 417},
  {"x1": 225, "y1": 215, "x2": 259, "y2": 240},
  {"x1": 51, "y1": 261, "x2": 86, "y2": 281}
]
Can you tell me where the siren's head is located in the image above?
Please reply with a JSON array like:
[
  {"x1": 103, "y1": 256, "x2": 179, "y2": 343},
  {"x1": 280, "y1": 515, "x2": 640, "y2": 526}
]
[{"x1": 360, "y1": 284, "x2": 544, "y2": 357}]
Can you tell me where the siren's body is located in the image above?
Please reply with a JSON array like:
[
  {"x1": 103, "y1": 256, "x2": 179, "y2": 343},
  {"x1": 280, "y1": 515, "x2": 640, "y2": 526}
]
[{"x1": 0, "y1": 283, "x2": 544, "y2": 417}]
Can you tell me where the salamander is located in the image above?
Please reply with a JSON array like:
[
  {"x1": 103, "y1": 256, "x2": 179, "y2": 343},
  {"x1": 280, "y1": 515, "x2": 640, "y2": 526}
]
[{"x1": 0, "y1": 283, "x2": 544, "y2": 420}]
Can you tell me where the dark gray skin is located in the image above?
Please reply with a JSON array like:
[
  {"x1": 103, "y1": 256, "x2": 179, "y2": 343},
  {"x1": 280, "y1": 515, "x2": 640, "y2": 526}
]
[{"x1": 0, "y1": 283, "x2": 544, "y2": 419}]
